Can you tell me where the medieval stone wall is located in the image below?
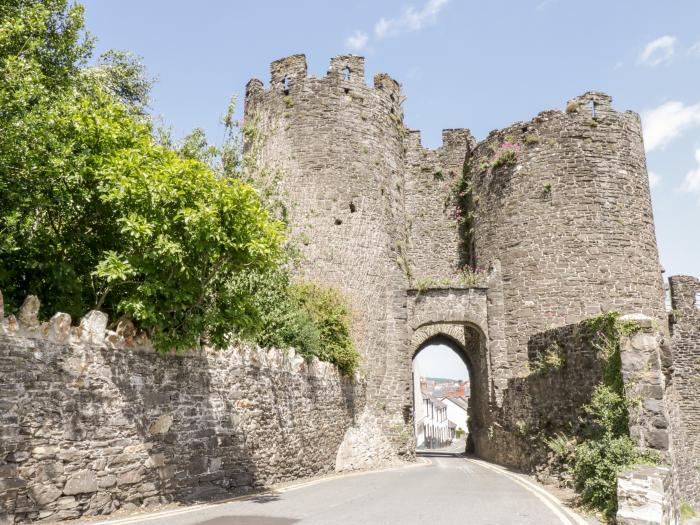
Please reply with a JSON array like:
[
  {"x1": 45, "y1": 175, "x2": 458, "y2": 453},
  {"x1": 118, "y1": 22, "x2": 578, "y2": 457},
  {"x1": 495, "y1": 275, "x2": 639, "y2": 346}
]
[
  {"x1": 0, "y1": 302, "x2": 365, "y2": 523},
  {"x1": 244, "y1": 56, "x2": 671, "y2": 471},
  {"x1": 668, "y1": 275, "x2": 700, "y2": 508},
  {"x1": 244, "y1": 56, "x2": 411, "y2": 432},
  {"x1": 476, "y1": 319, "x2": 604, "y2": 470},
  {"x1": 404, "y1": 129, "x2": 474, "y2": 281}
]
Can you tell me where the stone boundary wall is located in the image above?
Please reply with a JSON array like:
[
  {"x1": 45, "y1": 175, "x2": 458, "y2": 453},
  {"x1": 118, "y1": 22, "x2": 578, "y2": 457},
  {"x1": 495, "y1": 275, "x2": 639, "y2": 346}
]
[
  {"x1": 668, "y1": 275, "x2": 700, "y2": 510},
  {"x1": 617, "y1": 466, "x2": 676, "y2": 525},
  {"x1": 0, "y1": 296, "x2": 366, "y2": 523},
  {"x1": 479, "y1": 319, "x2": 604, "y2": 472}
]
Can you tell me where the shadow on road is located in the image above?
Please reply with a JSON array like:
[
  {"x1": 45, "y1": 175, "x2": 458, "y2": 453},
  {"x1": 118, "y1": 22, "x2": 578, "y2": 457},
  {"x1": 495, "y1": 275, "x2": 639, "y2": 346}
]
[
  {"x1": 193, "y1": 517, "x2": 299, "y2": 525},
  {"x1": 248, "y1": 492, "x2": 283, "y2": 504}
]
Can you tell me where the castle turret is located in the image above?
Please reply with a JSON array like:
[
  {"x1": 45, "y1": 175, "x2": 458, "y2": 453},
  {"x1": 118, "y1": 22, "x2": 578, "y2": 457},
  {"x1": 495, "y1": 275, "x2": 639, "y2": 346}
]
[
  {"x1": 244, "y1": 54, "x2": 410, "y2": 408},
  {"x1": 466, "y1": 92, "x2": 666, "y2": 374}
]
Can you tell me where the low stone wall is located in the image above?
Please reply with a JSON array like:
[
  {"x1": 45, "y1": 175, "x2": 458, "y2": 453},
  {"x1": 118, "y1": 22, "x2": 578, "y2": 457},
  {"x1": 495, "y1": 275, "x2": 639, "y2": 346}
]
[
  {"x1": 617, "y1": 466, "x2": 677, "y2": 525},
  {"x1": 0, "y1": 297, "x2": 366, "y2": 523}
]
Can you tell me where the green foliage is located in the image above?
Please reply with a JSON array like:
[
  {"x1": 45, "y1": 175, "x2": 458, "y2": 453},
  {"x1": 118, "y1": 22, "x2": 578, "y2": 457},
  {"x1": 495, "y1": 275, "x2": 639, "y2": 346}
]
[
  {"x1": 456, "y1": 265, "x2": 485, "y2": 285},
  {"x1": 492, "y1": 149, "x2": 517, "y2": 169},
  {"x1": 680, "y1": 502, "x2": 696, "y2": 521},
  {"x1": 230, "y1": 277, "x2": 359, "y2": 374},
  {"x1": 415, "y1": 277, "x2": 451, "y2": 292},
  {"x1": 176, "y1": 127, "x2": 219, "y2": 166},
  {"x1": 530, "y1": 342, "x2": 565, "y2": 375},
  {"x1": 219, "y1": 268, "x2": 359, "y2": 374},
  {"x1": 291, "y1": 283, "x2": 358, "y2": 374},
  {"x1": 0, "y1": 0, "x2": 361, "y2": 373},
  {"x1": 86, "y1": 50, "x2": 154, "y2": 114},
  {"x1": 571, "y1": 385, "x2": 658, "y2": 520},
  {"x1": 523, "y1": 133, "x2": 540, "y2": 145},
  {"x1": 413, "y1": 266, "x2": 485, "y2": 292},
  {"x1": 546, "y1": 432, "x2": 575, "y2": 460},
  {"x1": 0, "y1": 0, "x2": 283, "y2": 353},
  {"x1": 546, "y1": 312, "x2": 654, "y2": 521},
  {"x1": 572, "y1": 430, "x2": 645, "y2": 518},
  {"x1": 455, "y1": 162, "x2": 476, "y2": 267}
]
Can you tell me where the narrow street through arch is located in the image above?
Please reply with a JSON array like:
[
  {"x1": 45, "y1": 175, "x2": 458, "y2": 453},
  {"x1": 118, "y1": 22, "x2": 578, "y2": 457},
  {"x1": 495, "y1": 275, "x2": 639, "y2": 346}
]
[{"x1": 413, "y1": 341, "x2": 471, "y2": 453}]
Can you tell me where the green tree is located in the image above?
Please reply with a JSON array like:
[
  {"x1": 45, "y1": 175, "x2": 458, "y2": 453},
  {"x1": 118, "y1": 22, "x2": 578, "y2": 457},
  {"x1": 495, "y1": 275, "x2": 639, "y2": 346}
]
[
  {"x1": 86, "y1": 49, "x2": 154, "y2": 114},
  {"x1": 0, "y1": 0, "x2": 283, "y2": 352},
  {"x1": 0, "y1": 0, "x2": 359, "y2": 372}
]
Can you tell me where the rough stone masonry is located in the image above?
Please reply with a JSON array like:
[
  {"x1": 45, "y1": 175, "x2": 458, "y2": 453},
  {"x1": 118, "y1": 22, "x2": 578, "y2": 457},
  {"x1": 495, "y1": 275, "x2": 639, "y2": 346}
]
[
  {"x1": 245, "y1": 54, "x2": 699, "y2": 523},
  {"x1": 1, "y1": 54, "x2": 698, "y2": 524},
  {"x1": 0, "y1": 299, "x2": 390, "y2": 523}
]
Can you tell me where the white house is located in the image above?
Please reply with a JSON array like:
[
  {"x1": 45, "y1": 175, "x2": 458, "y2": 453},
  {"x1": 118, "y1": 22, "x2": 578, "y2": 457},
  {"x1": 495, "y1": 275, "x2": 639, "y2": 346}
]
[
  {"x1": 413, "y1": 362, "x2": 451, "y2": 449},
  {"x1": 441, "y1": 396, "x2": 469, "y2": 436}
]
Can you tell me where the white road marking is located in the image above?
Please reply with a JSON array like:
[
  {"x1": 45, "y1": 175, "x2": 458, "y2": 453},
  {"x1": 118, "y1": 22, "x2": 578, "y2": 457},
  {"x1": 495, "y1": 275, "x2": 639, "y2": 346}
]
[{"x1": 463, "y1": 457, "x2": 590, "y2": 525}]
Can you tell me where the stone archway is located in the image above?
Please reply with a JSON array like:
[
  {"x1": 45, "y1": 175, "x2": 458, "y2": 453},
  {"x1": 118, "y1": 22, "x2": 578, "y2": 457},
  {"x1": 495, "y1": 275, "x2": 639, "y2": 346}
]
[{"x1": 410, "y1": 321, "x2": 489, "y2": 455}]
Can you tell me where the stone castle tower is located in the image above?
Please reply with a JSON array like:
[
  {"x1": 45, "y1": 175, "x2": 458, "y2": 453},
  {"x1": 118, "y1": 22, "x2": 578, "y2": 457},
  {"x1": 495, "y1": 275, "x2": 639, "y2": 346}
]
[{"x1": 244, "y1": 54, "x2": 667, "y2": 460}]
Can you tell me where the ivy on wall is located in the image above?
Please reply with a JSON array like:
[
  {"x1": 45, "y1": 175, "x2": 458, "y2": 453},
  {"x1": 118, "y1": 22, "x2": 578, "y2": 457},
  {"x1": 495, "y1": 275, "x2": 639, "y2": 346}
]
[{"x1": 546, "y1": 312, "x2": 658, "y2": 521}]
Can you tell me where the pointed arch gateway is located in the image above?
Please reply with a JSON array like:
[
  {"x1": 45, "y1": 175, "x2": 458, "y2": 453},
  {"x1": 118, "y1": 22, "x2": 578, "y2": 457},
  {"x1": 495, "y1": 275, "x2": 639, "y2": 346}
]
[{"x1": 411, "y1": 321, "x2": 489, "y2": 454}]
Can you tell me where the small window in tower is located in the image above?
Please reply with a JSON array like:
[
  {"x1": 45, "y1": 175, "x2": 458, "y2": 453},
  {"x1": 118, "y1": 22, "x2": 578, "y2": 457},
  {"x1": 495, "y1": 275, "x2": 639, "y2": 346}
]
[
  {"x1": 282, "y1": 76, "x2": 289, "y2": 95},
  {"x1": 334, "y1": 218, "x2": 343, "y2": 225},
  {"x1": 589, "y1": 99, "x2": 596, "y2": 118},
  {"x1": 342, "y1": 66, "x2": 350, "y2": 81},
  {"x1": 695, "y1": 291, "x2": 700, "y2": 310},
  {"x1": 349, "y1": 202, "x2": 356, "y2": 213}
]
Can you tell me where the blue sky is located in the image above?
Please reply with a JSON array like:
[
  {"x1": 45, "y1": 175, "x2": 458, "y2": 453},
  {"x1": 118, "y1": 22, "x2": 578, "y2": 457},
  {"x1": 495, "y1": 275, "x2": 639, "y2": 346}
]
[{"x1": 82, "y1": 0, "x2": 699, "y2": 280}]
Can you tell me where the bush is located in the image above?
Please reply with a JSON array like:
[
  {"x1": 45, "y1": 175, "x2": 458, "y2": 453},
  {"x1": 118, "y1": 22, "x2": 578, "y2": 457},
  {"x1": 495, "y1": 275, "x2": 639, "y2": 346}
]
[
  {"x1": 571, "y1": 385, "x2": 657, "y2": 520},
  {"x1": 291, "y1": 283, "x2": 358, "y2": 374},
  {"x1": 0, "y1": 0, "x2": 360, "y2": 373},
  {"x1": 531, "y1": 342, "x2": 565, "y2": 375},
  {"x1": 492, "y1": 149, "x2": 517, "y2": 169},
  {"x1": 546, "y1": 313, "x2": 656, "y2": 521},
  {"x1": 226, "y1": 270, "x2": 359, "y2": 374}
]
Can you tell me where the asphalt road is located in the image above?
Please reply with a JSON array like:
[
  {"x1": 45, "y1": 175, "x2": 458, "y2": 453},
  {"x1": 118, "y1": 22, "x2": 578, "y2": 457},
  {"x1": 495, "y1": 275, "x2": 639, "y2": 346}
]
[{"x1": 94, "y1": 454, "x2": 591, "y2": 525}]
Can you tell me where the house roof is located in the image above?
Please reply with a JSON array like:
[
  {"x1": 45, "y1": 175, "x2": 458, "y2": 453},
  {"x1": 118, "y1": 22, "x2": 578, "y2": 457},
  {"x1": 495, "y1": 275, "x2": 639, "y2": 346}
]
[
  {"x1": 442, "y1": 396, "x2": 469, "y2": 411},
  {"x1": 423, "y1": 393, "x2": 447, "y2": 409}
]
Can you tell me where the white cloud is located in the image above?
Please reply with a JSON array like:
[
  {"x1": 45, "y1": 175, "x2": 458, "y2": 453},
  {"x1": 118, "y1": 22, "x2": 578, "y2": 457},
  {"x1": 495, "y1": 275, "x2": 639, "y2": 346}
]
[
  {"x1": 637, "y1": 35, "x2": 676, "y2": 66},
  {"x1": 688, "y1": 41, "x2": 700, "y2": 56},
  {"x1": 536, "y1": 0, "x2": 558, "y2": 11},
  {"x1": 374, "y1": 0, "x2": 449, "y2": 39},
  {"x1": 345, "y1": 30, "x2": 369, "y2": 51},
  {"x1": 648, "y1": 171, "x2": 661, "y2": 189},
  {"x1": 681, "y1": 148, "x2": 700, "y2": 205},
  {"x1": 641, "y1": 100, "x2": 700, "y2": 152}
]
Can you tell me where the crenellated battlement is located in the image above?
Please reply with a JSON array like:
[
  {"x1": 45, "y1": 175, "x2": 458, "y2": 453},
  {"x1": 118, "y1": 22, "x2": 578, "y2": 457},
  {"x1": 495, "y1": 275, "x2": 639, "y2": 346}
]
[
  {"x1": 270, "y1": 53, "x2": 308, "y2": 90},
  {"x1": 247, "y1": 54, "x2": 402, "y2": 97},
  {"x1": 246, "y1": 54, "x2": 403, "y2": 113}
]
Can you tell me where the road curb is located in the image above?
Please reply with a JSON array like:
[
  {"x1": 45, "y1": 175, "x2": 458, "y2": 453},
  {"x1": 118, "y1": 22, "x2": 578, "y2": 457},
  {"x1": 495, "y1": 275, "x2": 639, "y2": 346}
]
[{"x1": 463, "y1": 457, "x2": 591, "y2": 525}]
